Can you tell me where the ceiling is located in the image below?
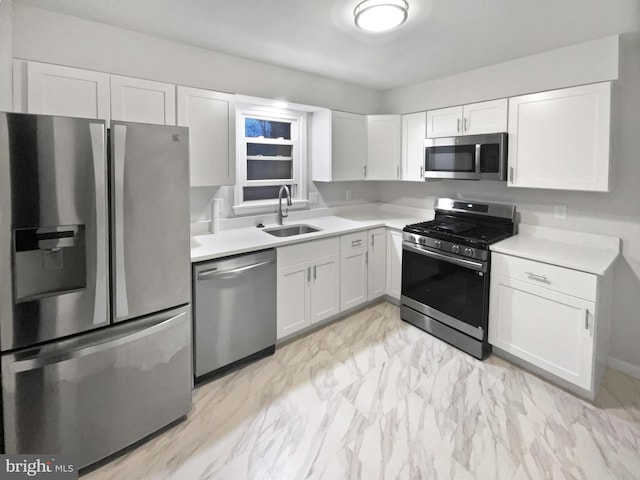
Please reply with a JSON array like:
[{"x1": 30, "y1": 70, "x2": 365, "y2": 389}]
[{"x1": 17, "y1": 0, "x2": 640, "y2": 90}]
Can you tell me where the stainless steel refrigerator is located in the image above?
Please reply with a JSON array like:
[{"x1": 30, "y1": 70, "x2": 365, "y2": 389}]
[{"x1": 0, "y1": 112, "x2": 192, "y2": 469}]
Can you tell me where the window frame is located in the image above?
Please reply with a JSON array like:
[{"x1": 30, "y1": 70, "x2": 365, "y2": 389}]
[{"x1": 233, "y1": 104, "x2": 308, "y2": 215}]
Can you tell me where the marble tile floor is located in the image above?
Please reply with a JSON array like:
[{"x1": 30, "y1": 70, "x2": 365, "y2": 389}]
[{"x1": 84, "y1": 302, "x2": 640, "y2": 480}]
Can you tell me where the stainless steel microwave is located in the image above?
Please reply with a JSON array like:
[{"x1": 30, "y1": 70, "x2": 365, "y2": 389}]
[{"x1": 424, "y1": 133, "x2": 508, "y2": 181}]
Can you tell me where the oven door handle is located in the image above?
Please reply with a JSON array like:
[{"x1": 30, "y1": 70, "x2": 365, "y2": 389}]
[{"x1": 402, "y1": 242, "x2": 486, "y2": 272}]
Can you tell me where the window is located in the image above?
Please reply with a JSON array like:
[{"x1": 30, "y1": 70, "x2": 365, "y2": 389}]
[{"x1": 234, "y1": 105, "x2": 307, "y2": 214}]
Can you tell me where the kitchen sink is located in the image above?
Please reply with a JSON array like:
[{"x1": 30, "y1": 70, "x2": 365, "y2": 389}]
[{"x1": 263, "y1": 224, "x2": 322, "y2": 237}]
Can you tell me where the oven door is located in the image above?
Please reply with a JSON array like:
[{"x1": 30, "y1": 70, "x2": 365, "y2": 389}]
[
  {"x1": 424, "y1": 138, "x2": 481, "y2": 180},
  {"x1": 401, "y1": 241, "x2": 489, "y2": 339}
]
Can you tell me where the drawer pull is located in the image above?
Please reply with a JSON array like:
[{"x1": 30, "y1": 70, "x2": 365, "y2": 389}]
[
  {"x1": 525, "y1": 271, "x2": 550, "y2": 283},
  {"x1": 352, "y1": 240, "x2": 362, "y2": 247}
]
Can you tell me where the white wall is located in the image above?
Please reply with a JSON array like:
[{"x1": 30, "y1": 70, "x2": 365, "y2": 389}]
[
  {"x1": 379, "y1": 33, "x2": 640, "y2": 374},
  {"x1": 0, "y1": 0, "x2": 13, "y2": 111},
  {"x1": 381, "y1": 35, "x2": 619, "y2": 114}
]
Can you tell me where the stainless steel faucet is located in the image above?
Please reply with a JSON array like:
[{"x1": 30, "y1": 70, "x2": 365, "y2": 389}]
[{"x1": 277, "y1": 185, "x2": 292, "y2": 225}]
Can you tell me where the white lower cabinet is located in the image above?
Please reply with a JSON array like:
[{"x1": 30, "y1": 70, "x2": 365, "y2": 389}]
[
  {"x1": 489, "y1": 252, "x2": 607, "y2": 397},
  {"x1": 340, "y1": 232, "x2": 368, "y2": 311},
  {"x1": 277, "y1": 238, "x2": 340, "y2": 339},
  {"x1": 386, "y1": 229, "x2": 403, "y2": 300}
]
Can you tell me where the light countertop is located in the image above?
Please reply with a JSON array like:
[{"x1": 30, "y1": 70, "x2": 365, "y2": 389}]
[
  {"x1": 191, "y1": 213, "x2": 423, "y2": 263},
  {"x1": 490, "y1": 224, "x2": 621, "y2": 276}
]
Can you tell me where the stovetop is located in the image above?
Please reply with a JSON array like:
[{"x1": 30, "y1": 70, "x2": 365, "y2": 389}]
[{"x1": 403, "y1": 219, "x2": 512, "y2": 249}]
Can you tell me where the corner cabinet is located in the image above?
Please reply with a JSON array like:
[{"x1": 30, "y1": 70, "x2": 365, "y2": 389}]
[
  {"x1": 401, "y1": 112, "x2": 426, "y2": 181},
  {"x1": 426, "y1": 99, "x2": 507, "y2": 138},
  {"x1": 311, "y1": 110, "x2": 367, "y2": 181},
  {"x1": 366, "y1": 115, "x2": 401, "y2": 180},
  {"x1": 13, "y1": 60, "x2": 111, "y2": 121},
  {"x1": 488, "y1": 252, "x2": 612, "y2": 399},
  {"x1": 386, "y1": 229, "x2": 403, "y2": 300},
  {"x1": 277, "y1": 238, "x2": 340, "y2": 340},
  {"x1": 110, "y1": 75, "x2": 176, "y2": 125},
  {"x1": 507, "y1": 82, "x2": 611, "y2": 192},
  {"x1": 367, "y1": 228, "x2": 387, "y2": 299},
  {"x1": 176, "y1": 86, "x2": 236, "y2": 186}
]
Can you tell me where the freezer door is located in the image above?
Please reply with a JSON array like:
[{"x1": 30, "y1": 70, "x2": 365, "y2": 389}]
[
  {"x1": 0, "y1": 113, "x2": 109, "y2": 351},
  {"x1": 111, "y1": 121, "x2": 190, "y2": 322},
  {"x1": 2, "y1": 306, "x2": 192, "y2": 470}
]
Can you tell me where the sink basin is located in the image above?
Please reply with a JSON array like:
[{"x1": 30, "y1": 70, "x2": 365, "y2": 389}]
[{"x1": 263, "y1": 224, "x2": 322, "y2": 237}]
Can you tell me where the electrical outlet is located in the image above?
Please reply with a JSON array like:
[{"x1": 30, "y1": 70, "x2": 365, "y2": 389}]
[
  {"x1": 309, "y1": 192, "x2": 319, "y2": 204},
  {"x1": 554, "y1": 205, "x2": 567, "y2": 220},
  {"x1": 346, "y1": 189, "x2": 352, "y2": 201}
]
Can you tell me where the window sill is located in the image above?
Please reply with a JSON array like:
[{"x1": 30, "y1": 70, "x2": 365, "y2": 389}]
[{"x1": 232, "y1": 199, "x2": 309, "y2": 216}]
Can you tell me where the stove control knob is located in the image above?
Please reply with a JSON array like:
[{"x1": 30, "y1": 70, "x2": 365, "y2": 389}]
[
  {"x1": 419, "y1": 237, "x2": 427, "y2": 245},
  {"x1": 464, "y1": 247, "x2": 474, "y2": 257},
  {"x1": 434, "y1": 240, "x2": 442, "y2": 249},
  {"x1": 452, "y1": 245, "x2": 460, "y2": 254}
]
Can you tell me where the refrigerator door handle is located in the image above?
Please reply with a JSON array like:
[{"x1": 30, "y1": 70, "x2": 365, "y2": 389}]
[
  {"x1": 7, "y1": 310, "x2": 187, "y2": 374},
  {"x1": 113, "y1": 124, "x2": 130, "y2": 317},
  {"x1": 90, "y1": 122, "x2": 108, "y2": 325}
]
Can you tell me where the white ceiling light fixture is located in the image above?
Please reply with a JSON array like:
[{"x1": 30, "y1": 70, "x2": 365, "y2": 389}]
[{"x1": 354, "y1": 0, "x2": 409, "y2": 33}]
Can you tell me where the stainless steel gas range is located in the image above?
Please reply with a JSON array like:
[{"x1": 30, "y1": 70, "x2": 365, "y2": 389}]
[{"x1": 400, "y1": 198, "x2": 516, "y2": 359}]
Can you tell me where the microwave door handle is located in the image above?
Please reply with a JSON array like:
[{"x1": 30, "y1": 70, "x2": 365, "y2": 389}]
[{"x1": 474, "y1": 144, "x2": 482, "y2": 178}]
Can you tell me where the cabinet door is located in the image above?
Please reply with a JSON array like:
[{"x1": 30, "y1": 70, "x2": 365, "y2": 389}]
[
  {"x1": 401, "y1": 112, "x2": 426, "y2": 181},
  {"x1": 462, "y1": 98, "x2": 507, "y2": 135},
  {"x1": 332, "y1": 111, "x2": 367, "y2": 180},
  {"x1": 368, "y1": 228, "x2": 387, "y2": 299},
  {"x1": 277, "y1": 262, "x2": 310, "y2": 339},
  {"x1": 489, "y1": 273, "x2": 595, "y2": 390},
  {"x1": 426, "y1": 105, "x2": 462, "y2": 138},
  {"x1": 340, "y1": 248, "x2": 368, "y2": 311},
  {"x1": 508, "y1": 82, "x2": 611, "y2": 191},
  {"x1": 386, "y1": 230, "x2": 403, "y2": 300},
  {"x1": 110, "y1": 75, "x2": 176, "y2": 125},
  {"x1": 310, "y1": 254, "x2": 340, "y2": 324},
  {"x1": 367, "y1": 115, "x2": 401, "y2": 180},
  {"x1": 176, "y1": 86, "x2": 236, "y2": 186},
  {"x1": 19, "y1": 61, "x2": 110, "y2": 121}
]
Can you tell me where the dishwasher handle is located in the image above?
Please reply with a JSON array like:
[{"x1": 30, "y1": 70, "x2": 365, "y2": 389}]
[{"x1": 197, "y1": 259, "x2": 275, "y2": 280}]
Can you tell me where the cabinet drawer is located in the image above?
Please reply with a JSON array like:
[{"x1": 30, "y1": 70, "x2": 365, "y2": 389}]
[
  {"x1": 277, "y1": 237, "x2": 339, "y2": 267},
  {"x1": 340, "y1": 231, "x2": 368, "y2": 251},
  {"x1": 491, "y1": 253, "x2": 597, "y2": 301}
]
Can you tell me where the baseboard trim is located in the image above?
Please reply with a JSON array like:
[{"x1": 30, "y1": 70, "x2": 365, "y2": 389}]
[{"x1": 608, "y1": 356, "x2": 640, "y2": 380}]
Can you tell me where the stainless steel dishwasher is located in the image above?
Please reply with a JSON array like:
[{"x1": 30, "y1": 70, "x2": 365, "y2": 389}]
[{"x1": 192, "y1": 249, "x2": 276, "y2": 381}]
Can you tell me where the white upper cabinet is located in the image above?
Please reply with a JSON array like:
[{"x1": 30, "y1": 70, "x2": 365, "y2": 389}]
[
  {"x1": 311, "y1": 110, "x2": 366, "y2": 181},
  {"x1": 426, "y1": 105, "x2": 462, "y2": 138},
  {"x1": 15, "y1": 60, "x2": 111, "y2": 121},
  {"x1": 508, "y1": 82, "x2": 611, "y2": 192},
  {"x1": 176, "y1": 86, "x2": 236, "y2": 186},
  {"x1": 426, "y1": 99, "x2": 508, "y2": 138},
  {"x1": 463, "y1": 99, "x2": 508, "y2": 135},
  {"x1": 401, "y1": 112, "x2": 426, "y2": 181},
  {"x1": 366, "y1": 115, "x2": 401, "y2": 180},
  {"x1": 110, "y1": 75, "x2": 176, "y2": 125}
]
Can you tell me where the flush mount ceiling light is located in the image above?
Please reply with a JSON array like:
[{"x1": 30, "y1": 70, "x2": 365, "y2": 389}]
[{"x1": 354, "y1": 0, "x2": 409, "y2": 33}]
